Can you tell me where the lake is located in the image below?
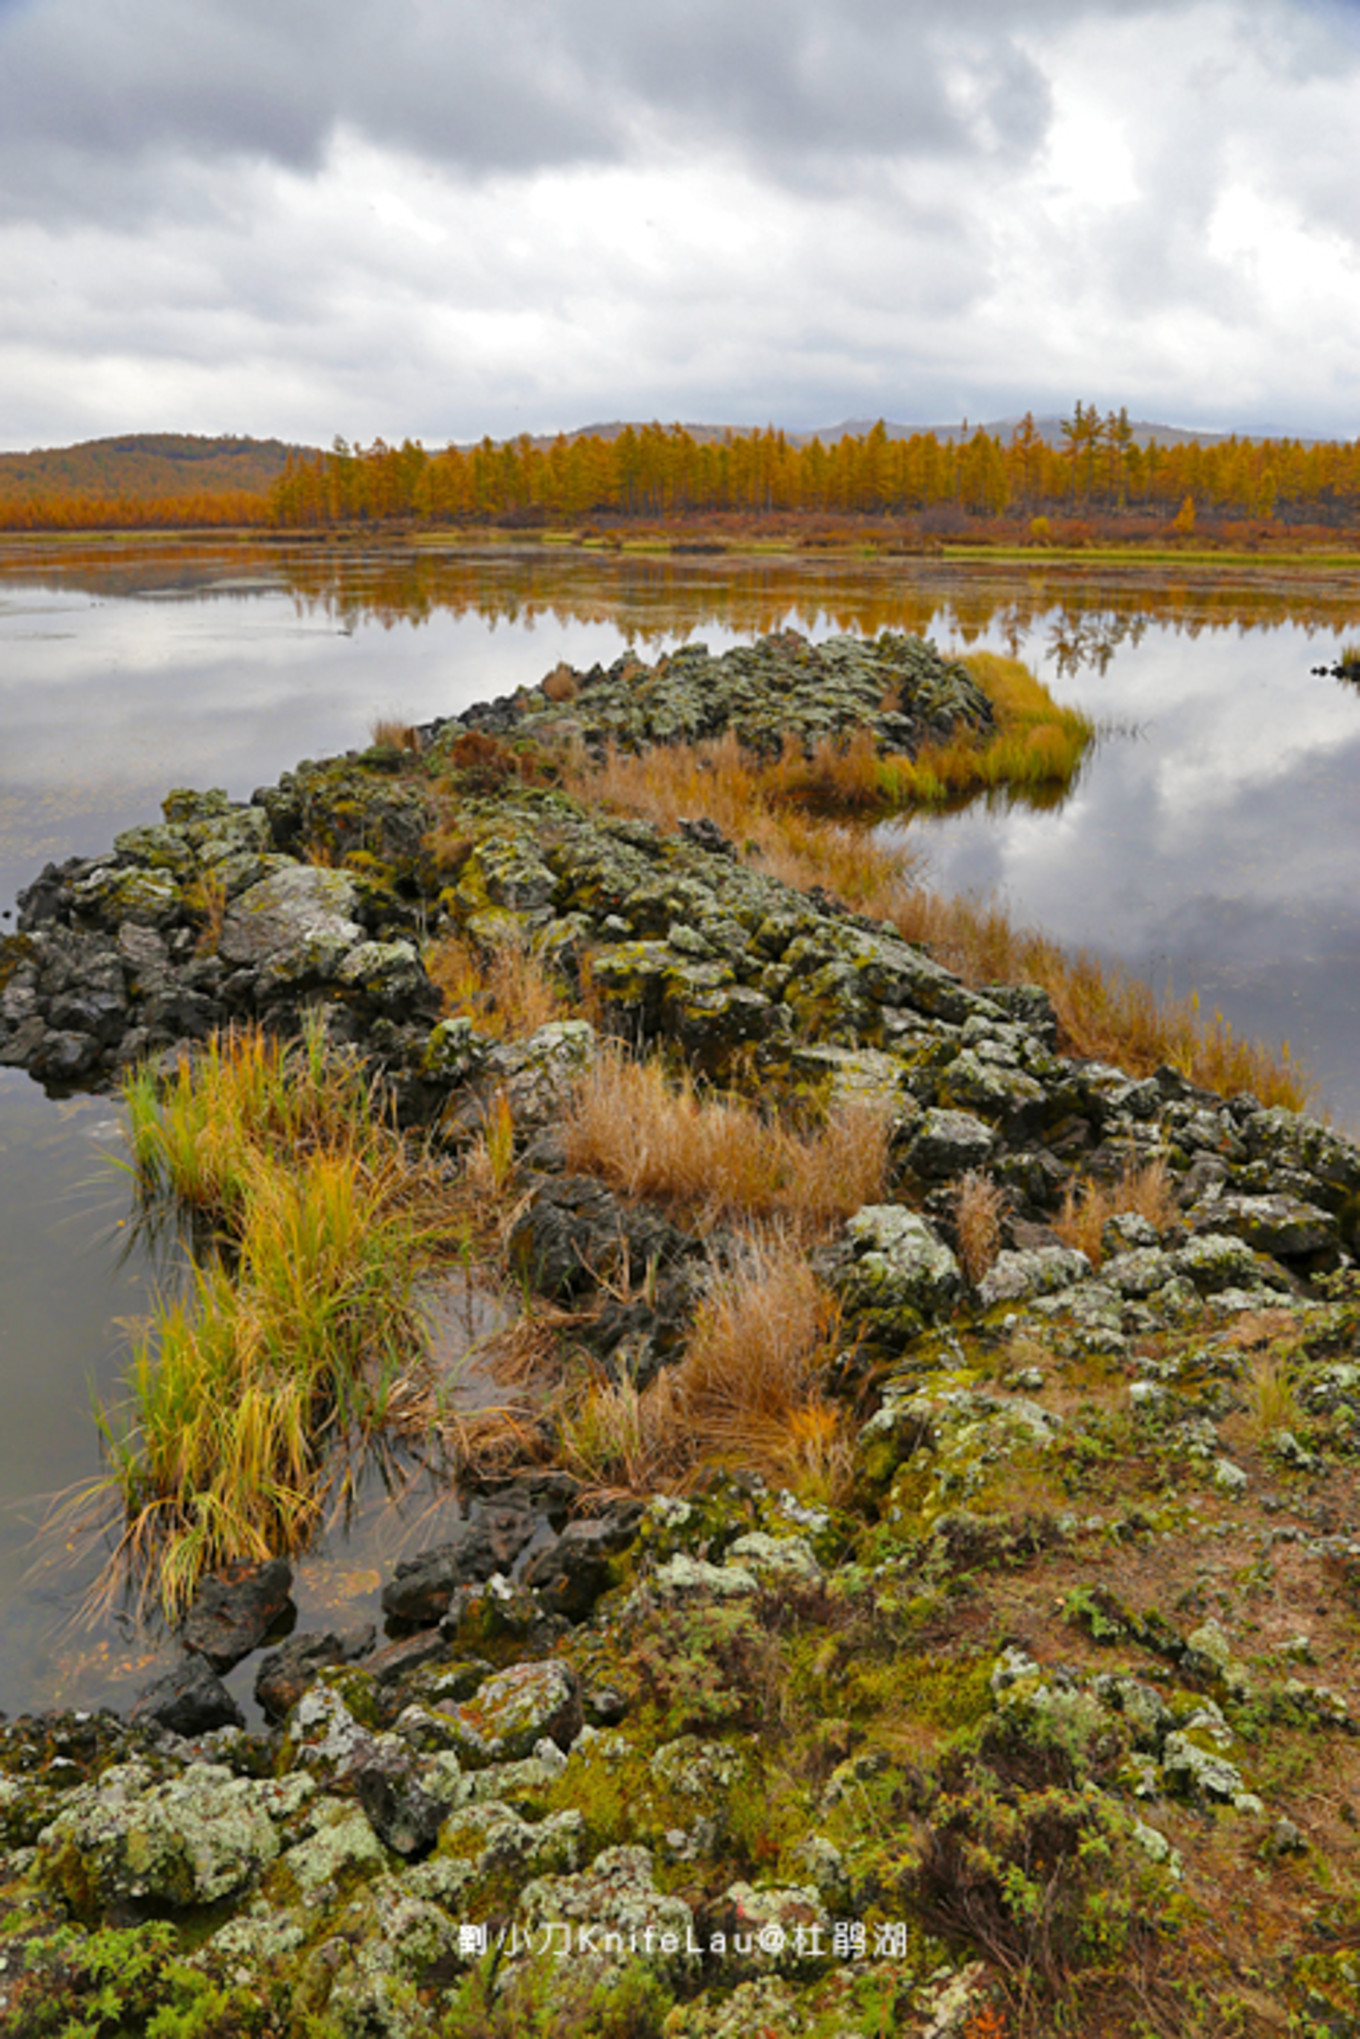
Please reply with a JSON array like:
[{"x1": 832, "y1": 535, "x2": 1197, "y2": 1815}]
[{"x1": 2, "y1": 534, "x2": 1358, "y2": 1717}]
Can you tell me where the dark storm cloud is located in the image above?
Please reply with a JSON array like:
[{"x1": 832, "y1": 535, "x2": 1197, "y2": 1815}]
[{"x1": 0, "y1": 0, "x2": 1171, "y2": 216}]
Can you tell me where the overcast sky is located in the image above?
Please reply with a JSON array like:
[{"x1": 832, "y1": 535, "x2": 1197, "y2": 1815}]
[{"x1": 2, "y1": 0, "x2": 1360, "y2": 450}]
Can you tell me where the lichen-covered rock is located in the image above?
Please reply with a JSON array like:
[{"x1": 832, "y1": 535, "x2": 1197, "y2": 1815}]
[
  {"x1": 834, "y1": 1204, "x2": 961, "y2": 1324},
  {"x1": 277, "y1": 1798, "x2": 387, "y2": 1903},
  {"x1": 37, "y1": 1761, "x2": 312, "y2": 1914},
  {"x1": 1191, "y1": 1192, "x2": 1337, "y2": 1259},
  {"x1": 255, "y1": 1624, "x2": 377, "y2": 1723},
  {"x1": 901, "y1": 1106, "x2": 996, "y2": 1179},
  {"x1": 977, "y1": 1244, "x2": 1091, "y2": 1308},
  {"x1": 218, "y1": 864, "x2": 363, "y2": 987},
  {"x1": 724, "y1": 1531, "x2": 823, "y2": 1587},
  {"x1": 515, "y1": 1843, "x2": 702, "y2": 1987},
  {"x1": 647, "y1": 1553, "x2": 759, "y2": 1603},
  {"x1": 713, "y1": 1881, "x2": 832, "y2": 1977},
  {"x1": 1172, "y1": 1231, "x2": 1274, "y2": 1294},
  {"x1": 448, "y1": 1659, "x2": 582, "y2": 1765},
  {"x1": 298, "y1": 1877, "x2": 460, "y2": 2039}
]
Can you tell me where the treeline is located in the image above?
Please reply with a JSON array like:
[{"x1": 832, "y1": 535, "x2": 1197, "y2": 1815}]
[
  {"x1": 266, "y1": 409, "x2": 1360, "y2": 529},
  {"x1": 0, "y1": 489, "x2": 271, "y2": 532},
  {"x1": 7, "y1": 409, "x2": 1360, "y2": 535}
]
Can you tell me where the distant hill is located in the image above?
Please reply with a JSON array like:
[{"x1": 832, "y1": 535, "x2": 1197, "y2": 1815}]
[
  {"x1": 797, "y1": 416, "x2": 1316, "y2": 449},
  {"x1": 535, "y1": 416, "x2": 1318, "y2": 452},
  {"x1": 0, "y1": 433, "x2": 317, "y2": 502}
]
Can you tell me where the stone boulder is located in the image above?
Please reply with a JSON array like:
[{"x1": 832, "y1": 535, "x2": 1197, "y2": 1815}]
[
  {"x1": 218, "y1": 865, "x2": 363, "y2": 990},
  {"x1": 180, "y1": 1557, "x2": 294, "y2": 1673},
  {"x1": 833, "y1": 1204, "x2": 961, "y2": 1325}
]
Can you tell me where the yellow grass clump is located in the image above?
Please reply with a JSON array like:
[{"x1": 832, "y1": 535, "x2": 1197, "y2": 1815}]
[
  {"x1": 561, "y1": 1048, "x2": 890, "y2": 1236},
  {"x1": 954, "y1": 1171, "x2": 1008, "y2": 1284},
  {"x1": 1053, "y1": 1158, "x2": 1178, "y2": 1267},
  {"x1": 99, "y1": 1020, "x2": 463, "y2": 1616},
  {"x1": 562, "y1": 1234, "x2": 851, "y2": 1503},
  {"x1": 369, "y1": 714, "x2": 421, "y2": 753},
  {"x1": 425, "y1": 929, "x2": 571, "y2": 1040}
]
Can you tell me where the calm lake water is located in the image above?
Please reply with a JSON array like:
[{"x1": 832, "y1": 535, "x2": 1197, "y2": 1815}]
[{"x1": 2, "y1": 535, "x2": 1358, "y2": 1717}]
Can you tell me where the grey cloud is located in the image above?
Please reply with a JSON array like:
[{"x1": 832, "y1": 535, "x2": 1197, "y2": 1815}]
[{"x1": 0, "y1": 0, "x2": 1181, "y2": 219}]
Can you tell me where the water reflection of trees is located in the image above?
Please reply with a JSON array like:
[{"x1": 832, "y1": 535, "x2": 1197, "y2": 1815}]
[{"x1": 4, "y1": 539, "x2": 1360, "y2": 670}]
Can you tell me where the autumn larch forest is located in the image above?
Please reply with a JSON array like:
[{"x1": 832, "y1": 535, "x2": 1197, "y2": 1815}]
[{"x1": 5, "y1": 408, "x2": 1360, "y2": 542}]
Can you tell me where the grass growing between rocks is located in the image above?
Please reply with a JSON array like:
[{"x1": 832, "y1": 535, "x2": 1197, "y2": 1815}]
[
  {"x1": 889, "y1": 887, "x2": 1311, "y2": 1111},
  {"x1": 562, "y1": 1235, "x2": 851, "y2": 1502},
  {"x1": 425, "y1": 927, "x2": 573, "y2": 1038},
  {"x1": 96, "y1": 1022, "x2": 467, "y2": 1616},
  {"x1": 560, "y1": 692, "x2": 1304, "y2": 1111},
  {"x1": 560, "y1": 1048, "x2": 891, "y2": 1235},
  {"x1": 1052, "y1": 1159, "x2": 1179, "y2": 1266}
]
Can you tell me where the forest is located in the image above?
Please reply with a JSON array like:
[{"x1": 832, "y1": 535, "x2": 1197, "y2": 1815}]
[{"x1": 5, "y1": 408, "x2": 1360, "y2": 539}]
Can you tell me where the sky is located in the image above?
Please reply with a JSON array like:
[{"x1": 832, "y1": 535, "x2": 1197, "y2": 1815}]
[{"x1": 3, "y1": 0, "x2": 1360, "y2": 450}]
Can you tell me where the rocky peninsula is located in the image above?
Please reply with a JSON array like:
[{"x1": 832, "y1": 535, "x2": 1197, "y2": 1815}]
[{"x1": 0, "y1": 632, "x2": 1356, "y2": 2036}]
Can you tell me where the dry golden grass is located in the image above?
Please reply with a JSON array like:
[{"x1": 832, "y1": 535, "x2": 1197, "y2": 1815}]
[
  {"x1": 560, "y1": 1233, "x2": 851, "y2": 1502},
  {"x1": 675, "y1": 1236, "x2": 850, "y2": 1490},
  {"x1": 425, "y1": 930, "x2": 570, "y2": 1039},
  {"x1": 886, "y1": 886, "x2": 1310, "y2": 1111},
  {"x1": 955, "y1": 1171, "x2": 1007, "y2": 1284},
  {"x1": 561, "y1": 1048, "x2": 889, "y2": 1236},
  {"x1": 563, "y1": 730, "x2": 923, "y2": 915},
  {"x1": 1053, "y1": 1158, "x2": 1178, "y2": 1266},
  {"x1": 1238, "y1": 1347, "x2": 1304, "y2": 1448},
  {"x1": 541, "y1": 661, "x2": 578, "y2": 703},
  {"x1": 370, "y1": 714, "x2": 421, "y2": 752},
  {"x1": 567, "y1": 727, "x2": 1306, "y2": 1111}
]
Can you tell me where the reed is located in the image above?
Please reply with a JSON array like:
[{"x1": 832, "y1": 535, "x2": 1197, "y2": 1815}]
[{"x1": 99, "y1": 1020, "x2": 461, "y2": 1615}]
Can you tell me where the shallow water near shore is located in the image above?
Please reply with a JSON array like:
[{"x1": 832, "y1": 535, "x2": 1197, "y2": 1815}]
[{"x1": 1, "y1": 534, "x2": 1357, "y2": 1717}]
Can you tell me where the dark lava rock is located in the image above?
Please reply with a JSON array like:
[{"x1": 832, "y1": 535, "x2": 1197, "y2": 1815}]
[
  {"x1": 355, "y1": 1744, "x2": 449, "y2": 1859},
  {"x1": 254, "y1": 1624, "x2": 377, "y2": 1723},
  {"x1": 132, "y1": 1656, "x2": 245, "y2": 1737},
  {"x1": 508, "y1": 1174, "x2": 696, "y2": 1301},
  {"x1": 362, "y1": 1629, "x2": 451, "y2": 1686},
  {"x1": 180, "y1": 1557, "x2": 295, "y2": 1673},
  {"x1": 381, "y1": 1504, "x2": 539, "y2": 1626},
  {"x1": 523, "y1": 1507, "x2": 644, "y2": 1620}
]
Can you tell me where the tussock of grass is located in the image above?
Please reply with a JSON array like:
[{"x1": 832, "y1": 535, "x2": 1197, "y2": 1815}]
[
  {"x1": 954, "y1": 1171, "x2": 1007, "y2": 1284},
  {"x1": 562, "y1": 1234, "x2": 849, "y2": 1502},
  {"x1": 1247, "y1": 1352, "x2": 1303, "y2": 1444},
  {"x1": 425, "y1": 929, "x2": 570, "y2": 1039},
  {"x1": 99, "y1": 1021, "x2": 462, "y2": 1616},
  {"x1": 675, "y1": 1237, "x2": 850, "y2": 1491},
  {"x1": 561, "y1": 1048, "x2": 890, "y2": 1235},
  {"x1": 1053, "y1": 1159, "x2": 1178, "y2": 1266},
  {"x1": 369, "y1": 714, "x2": 421, "y2": 752}
]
